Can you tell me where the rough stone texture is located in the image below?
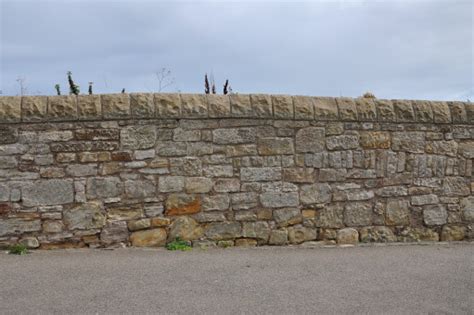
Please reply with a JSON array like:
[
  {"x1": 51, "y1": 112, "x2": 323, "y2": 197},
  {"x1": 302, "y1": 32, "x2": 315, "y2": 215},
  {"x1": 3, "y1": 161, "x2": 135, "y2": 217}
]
[
  {"x1": 336, "y1": 228, "x2": 359, "y2": 244},
  {"x1": 0, "y1": 93, "x2": 471, "y2": 248}
]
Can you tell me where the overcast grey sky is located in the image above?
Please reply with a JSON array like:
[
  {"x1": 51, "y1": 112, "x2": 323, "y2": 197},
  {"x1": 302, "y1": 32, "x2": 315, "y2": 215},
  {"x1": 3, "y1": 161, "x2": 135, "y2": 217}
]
[{"x1": 0, "y1": 0, "x2": 472, "y2": 100}]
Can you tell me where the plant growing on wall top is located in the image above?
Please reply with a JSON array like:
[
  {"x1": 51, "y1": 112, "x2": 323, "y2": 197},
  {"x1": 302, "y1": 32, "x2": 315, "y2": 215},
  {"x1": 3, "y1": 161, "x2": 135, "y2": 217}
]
[{"x1": 67, "y1": 71, "x2": 80, "y2": 95}]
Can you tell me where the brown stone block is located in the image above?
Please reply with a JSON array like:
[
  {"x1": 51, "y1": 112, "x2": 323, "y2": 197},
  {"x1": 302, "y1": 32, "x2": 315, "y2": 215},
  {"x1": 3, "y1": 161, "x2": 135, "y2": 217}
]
[
  {"x1": 0, "y1": 96, "x2": 21, "y2": 123},
  {"x1": 130, "y1": 93, "x2": 154, "y2": 118},
  {"x1": 250, "y1": 94, "x2": 272, "y2": 118},
  {"x1": 166, "y1": 193, "x2": 201, "y2": 216},
  {"x1": 22, "y1": 96, "x2": 47, "y2": 122},
  {"x1": 208, "y1": 94, "x2": 231, "y2": 118},
  {"x1": 47, "y1": 95, "x2": 77, "y2": 121},
  {"x1": 77, "y1": 95, "x2": 101, "y2": 120},
  {"x1": 101, "y1": 94, "x2": 130, "y2": 119},
  {"x1": 272, "y1": 95, "x2": 294, "y2": 119},
  {"x1": 360, "y1": 131, "x2": 391, "y2": 149}
]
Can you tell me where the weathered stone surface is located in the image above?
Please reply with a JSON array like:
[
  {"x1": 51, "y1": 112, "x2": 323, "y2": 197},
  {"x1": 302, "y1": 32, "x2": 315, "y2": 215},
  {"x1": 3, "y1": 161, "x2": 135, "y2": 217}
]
[
  {"x1": 155, "y1": 93, "x2": 181, "y2": 117},
  {"x1": 241, "y1": 167, "x2": 281, "y2": 182},
  {"x1": 392, "y1": 132, "x2": 425, "y2": 153},
  {"x1": 86, "y1": 177, "x2": 122, "y2": 199},
  {"x1": 441, "y1": 177, "x2": 470, "y2": 196},
  {"x1": 48, "y1": 95, "x2": 77, "y2": 120},
  {"x1": 458, "y1": 141, "x2": 474, "y2": 159},
  {"x1": 168, "y1": 216, "x2": 203, "y2": 241},
  {"x1": 295, "y1": 127, "x2": 325, "y2": 153},
  {"x1": 282, "y1": 168, "x2": 315, "y2": 183},
  {"x1": 0, "y1": 96, "x2": 21, "y2": 122},
  {"x1": 77, "y1": 95, "x2": 101, "y2": 120},
  {"x1": 314, "y1": 203, "x2": 344, "y2": 228},
  {"x1": 288, "y1": 226, "x2": 317, "y2": 244},
  {"x1": 273, "y1": 208, "x2": 302, "y2": 227},
  {"x1": 423, "y1": 204, "x2": 448, "y2": 225},
  {"x1": 0, "y1": 218, "x2": 41, "y2": 237},
  {"x1": 19, "y1": 237, "x2": 40, "y2": 249},
  {"x1": 300, "y1": 183, "x2": 332, "y2": 204},
  {"x1": 250, "y1": 94, "x2": 272, "y2": 118},
  {"x1": 360, "y1": 226, "x2": 396, "y2": 243},
  {"x1": 127, "y1": 218, "x2": 151, "y2": 231},
  {"x1": 326, "y1": 134, "x2": 359, "y2": 150},
  {"x1": 344, "y1": 202, "x2": 373, "y2": 226},
  {"x1": 257, "y1": 137, "x2": 294, "y2": 155},
  {"x1": 130, "y1": 228, "x2": 167, "y2": 247},
  {"x1": 360, "y1": 131, "x2": 391, "y2": 149},
  {"x1": 272, "y1": 95, "x2": 293, "y2": 118},
  {"x1": 411, "y1": 194, "x2": 439, "y2": 206},
  {"x1": 336, "y1": 228, "x2": 359, "y2": 244},
  {"x1": 121, "y1": 125, "x2": 157, "y2": 149},
  {"x1": 125, "y1": 180, "x2": 156, "y2": 198},
  {"x1": 336, "y1": 98, "x2": 357, "y2": 121},
  {"x1": 130, "y1": 93, "x2": 154, "y2": 118},
  {"x1": 22, "y1": 179, "x2": 74, "y2": 206},
  {"x1": 355, "y1": 98, "x2": 377, "y2": 121},
  {"x1": 412, "y1": 101, "x2": 433, "y2": 122},
  {"x1": 100, "y1": 221, "x2": 129, "y2": 245},
  {"x1": 214, "y1": 178, "x2": 240, "y2": 193},
  {"x1": 185, "y1": 177, "x2": 213, "y2": 193},
  {"x1": 213, "y1": 128, "x2": 256, "y2": 144},
  {"x1": 181, "y1": 94, "x2": 208, "y2": 118},
  {"x1": 102, "y1": 94, "x2": 130, "y2": 119},
  {"x1": 202, "y1": 194, "x2": 230, "y2": 211},
  {"x1": 0, "y1": 127, "x2": 18, "y2": 145},
  {"x1": 399, "y1": 227, "x2": 439, "y2": 242},
  {"x1": 393, "y1": 100, "x2": 415, "y2": 122},
  {"x1": 208, "y1": 94, "x2": 231, "y2": 118},
  {"x1": 230, "y1": 94, "x2": 253, "y2": 117},
  {"x1": 205, "y1": 222, "x2": 241, "y2": 240},
  {"x1": 159, "y1": 176, "x2": 184, "y2": 192},
  {"x1": 150, "y1": 217, "x2": 171, "y2": 227},
  {"x1": 376, "y1": 186, "x2": 408, "y2": 197},
  {"x1": 385, "y1": 199, "x2": 410, "y2": 226},
  {"x1": 166, "y1": 193, "x2": 201, "y2": 215},
  {"x1": 293, "y1": 96, "x2": 314, "y2": 120},
  {"x1": 107, "y1": 205, "x2": 143, "y2": 221},
  {"x1": 22, "y1": 96, "x2": 47, "y2": 122},
  {"x1": 242, "y1": 221, "x2": 271, "y2": 241},
  {"x1": 431, "y1": 101, "x2": 451, "y2": 123},
  {"x1": 440, "y1": 225, "x2": 465, "y2": 241},
  {"x1": 260, "y1": 192, "x2": 299, "y2": 208},
  {"x1": 63, "y1": 202, "x2": 106, "y2": 230},
  {"x1": 269, "y1": 229, "x2": 288, "y2": 245},
  {"x1": 425, "y1": 141, "x2": 458, "y2": 157},
  {"x1": 308, "y1": 97, "x2": 337, "y2": 121},
  {"x1": 460, "y1": 196, "x2": 474, "y2": 222}
]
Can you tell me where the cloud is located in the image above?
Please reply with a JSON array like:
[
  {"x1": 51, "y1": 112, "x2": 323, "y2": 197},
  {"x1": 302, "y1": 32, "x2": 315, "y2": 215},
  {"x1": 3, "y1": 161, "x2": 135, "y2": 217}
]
[{"x1": 0, "y1": 0, "x2": 472, "y2": 100}]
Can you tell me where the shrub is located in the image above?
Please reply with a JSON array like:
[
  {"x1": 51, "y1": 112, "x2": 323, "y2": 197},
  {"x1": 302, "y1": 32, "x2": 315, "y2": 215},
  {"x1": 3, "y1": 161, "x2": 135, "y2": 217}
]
[
  {"x1": 8, "y1": 244, "x2": 28, "y2": 255},
  {"x1": 166, "y1": 237, "x2": 192, "y2": 251}
]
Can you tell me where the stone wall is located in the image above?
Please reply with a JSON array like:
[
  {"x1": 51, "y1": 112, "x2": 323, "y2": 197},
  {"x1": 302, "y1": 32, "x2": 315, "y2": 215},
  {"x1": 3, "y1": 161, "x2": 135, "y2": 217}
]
[{"x1": 0, "y1": 93, "x2": 472, "y2": 249}]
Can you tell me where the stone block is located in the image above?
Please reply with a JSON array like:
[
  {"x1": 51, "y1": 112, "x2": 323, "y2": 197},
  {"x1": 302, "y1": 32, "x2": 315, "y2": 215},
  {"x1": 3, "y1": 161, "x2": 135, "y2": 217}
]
[
  {"x1": 63, "y1": 201, "x2": 106, "y2": 230},
  {"x1": 336, "y1": 228, "x2": 359, "y2": 245},
  {"x1": 22, "y1": 96, "x2": 47, "y2": 122},
  {"x1": 130, "y1": 228, "x2": 167, "y2": 247},
  {"x1": 166, "y1": 193, "x2": 201, "y2": 215},
  {"x1": 155, "y1": 93, "x2": 181, "y2": 117},
  {"x1": 448, "y1": 101, "x2": 467, "y2": 123},
  {"x1": 431, "y1": 101, "x2": 451, "y2": 123},
  {"x1": 86, "y1": 177, "x2": 122, "y2": 199},
  {"x1": 22, "y1": 179, "x2": 74, "y2": 206},
  {"x1": 272, "y1": 95, "x2": 293, "y2": 118},
  {"x1": 180, "y1": 94, "x2": 208, "y2": 118},
  {"x1": 202, "y1": 194, "x2": 230, "y2": 211},
  {"x1": 242, "y1": 221, "x2": 271, "y2": 240},
  {"x1": 213, "y1": 127, "x2": 256, "y2": 144},
  {"x1": 130, "y1": 93, "x2": 154, "y2": 118},
  {"x1": 336, "y1": 97, "x2": 357, "y2": 121},
  {"x1": 0, "y1": 218, "x2": 41, "y2": 237},
  {"x1": 458, "y1": 141, "x2": 474, "y2": 159},
  {"x1": 120, "y1": 125, "x2": 157, "y2": 149},
  {"x1": 107, "y1": 204, "x2": 143, "y2": 221},
  {"x1": 460, "y1": 196, "x2": 474, "y2": 222},
  {"x1": 423, "y1": 204, "x2": 447, "y2": 225},
  {"x1": 392, "y1": 132, "x2": 425, "y2": 153},
  {"x1": 326, "y1": 134, "x2": 359, "y2": 150},
  {"x1": 125, "y1": 180, "x2": 156, "y2": 198},
  {"x1": 168, "y1": 216, "x2": 203, "y2": 241},
  {"x1": 241, "y1": 167, "x2": 281, "y2": 182},
  {"x1": 288, "y1": 226, "x2": 317, "y2": 244},
  {"x1": 300, "y1": 183, "x2": 332, "y2": 204},
  {"x1": 205, "y1": 222, "x2": 241, "y2": 240},
  {"x1": 260, "y1": 192, "x2": 299, "y2": 208},
  {"x1": 441, "y1": 225, "x2": 466, "y2": 241},
  {"x1": 273, "y1": 208, "x2": 302, "y2": 227},
  {"x1": 295, "y1": 127, "x2": 325, "y2": 153},
  {"x1": 203, "y1": 165, "x2": 233, "y2": 177},
  {"x1": 101, "y1": 94, "x2": 130, "y2": 119},
  {"x1": 0, "y1": 127, "x2": 18, "y2": 145},
  {"x1": 269, "y1": 229, "x2": 288, "y2": 245},
  {"x1": 293, "y1": 96, "x2": 314, "y2": 120},
  {"x1": 313, "y1": 97, "x2": 338, "y2": 120},
  {"x1": 314, "y1": 203, "x2": 344, "y2": 228},
  {"x1": 250, "y1": 94, "x2": 273, "y2": 118},
  {"x1": 159, "y1": 176, "x2": 184, "y2": 192},
  {"x1": 47, "y1": 95, "x2": 77, "y2": 120},
  {"x1": 385, "y1": 199, "x2": 410, "y2": 226},
  {"x1": 282, "y1": 168, "x2": 315, "y2": 183},
  {"x1": 442, "y1": 177, "x2": 470, "y2": 196},
  {"x1": 230, "y1": 94, "x2": 253, "y2": 117},
  {"x1": 375, "y1": 99, "x2": 396, "y2": 122},
  {"x1": 355, "y1": 98, "x2": 377, "y2": 121},
  {"x1": 344, "y1": 202, "x2": 373, "y2": 226},
  {"x1": 411, "y1": 194, "x2": 439, "y2": 206},
  {"x1": 127, "y1": 218, "x2": 151, "y2": 231},
  {"x1": 393, "y1": 100, "x2": 415, "y2": 122},
  {"x1": 0, "y1": 96, "x2": 21, "y2": 122},
  {"x1": 412, "y1": 100, "x2": 433, "y2": 122},
  {"x1": 77, "y1": 95, "x2": 101, "y2": 120},
  {"x1": 208, "y1": 94, "x2": 231, "y2": 117},
  {"x1": 360, "y1": 226, "x2": 396, "y2": 243},
  {"x1": 185, "y1": 177, "x2": 213, "y2": 193},
  {"x1": 360, "y1": 131, "x2": 391, "y2": 149}
]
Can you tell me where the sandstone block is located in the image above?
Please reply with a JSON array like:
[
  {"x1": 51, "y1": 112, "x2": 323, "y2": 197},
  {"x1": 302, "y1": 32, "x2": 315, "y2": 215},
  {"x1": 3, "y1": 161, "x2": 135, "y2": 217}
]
[
  {"x1": 180, "y1": 94, "x2": 208, "y2": 118},
  {"x1": 272, "y1": 95, "x2": 293, "y2": 118},
  {"x1": 127, "y1": 218, "x2": 151, "y2": 231},
  {"x1": 314, "y1": 203, "x2": 344, "y2": 228},
  {"x1": 214, "y1": 178, "x2": 240, "y2": 193},
  {"x1": 460, "y1": 196, "x2": 474, "y2": 222},
  {"x1": 260, "y1": 192, "x2": 299, "y2": 208},
  {"x1": 0, "y1": 218, "x2": 41, "y2": 237},
  {"x1": 241, "y1": 167, "x2": 281, "y2": 182},
  {"x1": 326, "y1": 134, "x2": 359, "y2": 150},
  {"x1": 130, "y1": 228, "x2": 167, "y2": 247},
  {"x1": 22, "y1": 96, "x2": 47, "y2": 122},
  {"x1": 107, "y1": 204, "x2": 143, "y2": 221},
  {"x1": 185, "y1": 177, "x2": 213, "y2": 193},
  {"x1": 230, "y1": 94, "x2": 253, "y2": 117},
  {"x1": 205, "y1": 222, "x2": 241, "y2": 240},
  {"x1": 86, "y1": 177, "x2": 122, "y2": 199},
  {"x1": 392, "y1": 132, "x2": 425, "y2": 153},
  {"x1": 448, "y1": 101, "x2": 467, "y2": 123},
  {"x1": 300, "y1": 183, "x2": 332, "y2": 205},
  {"x1": 273, "y1": 208, "x2": 302, "y2": 227},
  {"x1": 313, "y1": 97, "x2": 338, "y2": 120},
  {"x1": 47, "y1": 95, "x2": 77, "y2": 120},
  {"x1": 202, "y1": 194, "x2": 230, "y2": 211},
  {"x1": 168, "y1": 216, "x2": 203, "y2": 241},
  {"x1": 360, "y1": 226, "x2": 396, "y2": 243},
  {"x1": 355, "y1": 98, "x2": 377, "y2": 121},
  {"x1": 101, "y1": 94, "x2": 130, "y2": 119},
  {"x1": 398, "y1": 227, "x2": 439, "y2": 242},
  {"x1": 257, "y1": 137, "x2": 294, "y2": 155},
  {"x1": 385, "y1": 199, "x2": 410, "y2": 226},
  {"x1": 121, "y1": 125, "x2": 157, "y2": 149},
  {"x1": 458, "y1": 141, "x2": 474, "y2": 159},
  {"x1": 344, "y1": 202, "x2": 373, "y2": 226},
  {"x1": 208, "y1": 94, "x2": 231, "y2": 117},
  {"x1": 268, "y1": 229, "x2": 288, "y2": 245},
  {"x1": 360, "y1": 131, "x2": 391, "y2": 149},
  {"x1": 242, "y1": 221, "x2": 271, "y2": 241},
  {"x1": 155, "y1": 93, "x2": 181, "y2": 117},
  {"x1": 411, "y1": 194, "x2": 439, "y2": 206},
  {"x1": 0, "y1": 96, "x2": 21, "y2": 122},
  {"x1": 393, "y1": 100, "x2": 415, "y2": 122},
  {"x1": 441, "y1": 177, "x2": 470, "y2": 196},
  {"x1": 250, "y1": 94, "x2": 272, "y2": 118},
  {"x1": 412, "y1": 100, "x2": 433, "y2": 122},
  {"x1": 295, "y1": 127, "x2": 325, "y2": 153},
  {"x1": 63, "y1": 202, "x2": 105, "y2": 230},
  {"x1": 441, "y1": 225, "x2": 466, "y2": 241},
  {"x1": 130, "y1": 93, "x2": 154, "y2": 118},
  {"x1": 336, "y1": 97, "x2": 357, "y2": 121},
  {"x1": 19, "y1": 237, "x2": 40, "y2": 249},
  {"x1": 77, "y1": 95, "x2": 101, "y2": 120},
  {"x1": 159, "y1": 176, "x2": 184, "y2": 192},
  {"x1": 293, "y1": 96, "x2": 314, "y2": 119},
  {"x1": 22, "y1": 179, "x2": 74, "y2": 206},
  {"x1": 125, "y1": 180, "x2": 156, "y2": 198},
  {"x1": 213, "y1": 128, "x2": 256, "y2": 144},
  {"x1": 423, "y1": 204, "x2": 448, "y2": 225},
  {"x1": 0, "y1": 127, "x2": 18, "y2": 145},
  {"x1": 431, "y1": 101, "x2": 451, "y2": 123},
  {"x1": 336, "y1": 228, "x2": 359, "y2": 245},
  {"x1": 282, "y1": 168, "x2": 315, "y2": 183},
  {"x1": 100, "y1": 221, "x2": 129, "y2": 245},
  {"x1": 166, "y1": 193, "x2": 201, "y2": 215},
  {"x1": 288, "y1": 226, "x2": 317, "y2": 244},
  {"x1": 375, "y1": 99, "x2": 396, "y2": 121}
]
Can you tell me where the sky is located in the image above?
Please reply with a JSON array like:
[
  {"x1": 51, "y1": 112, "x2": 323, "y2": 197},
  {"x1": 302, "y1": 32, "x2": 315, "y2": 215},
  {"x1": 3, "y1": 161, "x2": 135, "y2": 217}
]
[{"x1": 0, "y1": 0, "x2": 472, "y2": 100}]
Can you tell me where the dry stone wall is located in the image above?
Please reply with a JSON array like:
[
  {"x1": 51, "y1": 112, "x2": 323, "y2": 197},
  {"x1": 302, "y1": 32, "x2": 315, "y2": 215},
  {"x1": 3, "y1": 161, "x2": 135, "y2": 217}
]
[{"x1": 0, "y1": 93, "x2": 472, "y2": 249}]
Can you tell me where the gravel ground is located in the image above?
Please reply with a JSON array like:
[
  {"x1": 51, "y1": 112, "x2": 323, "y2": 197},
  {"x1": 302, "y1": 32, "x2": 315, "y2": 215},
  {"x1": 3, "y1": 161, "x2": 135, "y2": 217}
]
[{"x1": 0, "y1": 243, "x2": 472, "y2": 314}]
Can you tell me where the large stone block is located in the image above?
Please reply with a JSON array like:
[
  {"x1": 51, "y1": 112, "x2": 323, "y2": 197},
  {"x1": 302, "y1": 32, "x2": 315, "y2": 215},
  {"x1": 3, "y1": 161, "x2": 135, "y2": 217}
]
[
  {"x1": 250, "y1": 94, "x2": 272, "y2": 118},
  {"x1": 166, "y1": 193, "x2": 201, "y2": 215},
  {"x1": 326, "y1": 134, "x2": 359, "y2": 150},
  {"x1": 360, "y1": 226, "x2": 396, "y2": 243},
  {"x1": 168, "y1": 216, "x2": 203, "y2": 241},
  {"x1": 120, "y1": 125, "x2": 157, "y2": 149},
  {"x1": 125, "y1": 180, "x2": 156, "y2": 198},
  {"x1": 344, "y1": 202, "x2": 373, "y2": 226},
  {"x1": 423, "y1": 204, "x2": 447, "y2": 225},
  {"x1": 300, "y1": 183, "x2": 332, "y2": 204},
  {"x1": 242, "y1": 221, "x2": 271, "y2": 241},
  {"x1": 385, "y1": 199, "x2": 410, "y2": 226},
  {"x1": 257, "y1": 137, "x2": 294, "y2": 155},
  {"x1": 230, "y1": 94, "x2": 253, "y2": 117},
  {"x1": 458, "y1": 141, "x2": 474, "y2": 159},
  {"x1": 272, "y1": 95, "x2": 293, "y2": 119},
  {"x1": 208, "y1": 94, "x2": 231, "y2": 117},
  {"x1": 273, "y1": 208, "x2": 302, "y2": 227},
  {"x1": 77, "y1": 95, "x2": 101, "y2": 120},
  {"x1": 448, "y1": 101, "x2": 467, "y2": 123},
  {"x1": 130, "y1": 93, "x2": 154, "y2": 118},
  {"x1": 205, "y1": 222, "x2": 241, "y2": 240},
  {"x1": 101, "y1": 94, "x2": 130, "y2": 119},
  {"x1": 431, "y1": 101, "x2": 451, "y2": 123},
  {"x1": 130, "y1": 228, "x2": 167, "y2": 247},
  {"x1": 159, "y1": 176, "x2": 184, "y2": 192},
  {"x1": 100, "y1": 221, "x2": 129, "y2": 245},
  {"x1": 314, "y1": 203, "x2": 344, "y2": 228},
  {"x1": 313, "y1": 97, "x2": 338, "y2": 120},
  {"x1": 47, "y1": 95, "x2": 77, "y2": 120},
  {"x1": 0, "y1": 96, "x2": 21, "y2": 122},
  {"x1": 202, "y1": 194, "x2": 230, "y2": 211},
  {"x1": 375, "y1": 99, "x2": 396, "y2": 122},
  {"x1": 288, "y1": 226, "x2": 317, "y2": 244},
  {"x1": 336, "y1": 97, "x2": 357, "y2": 121},
  {"x1": 22, "y1": 96, "x2": 47, "y2": 122},
  {"x1": 360, "y1": 131, "x2": 391, "y2": 149},
  {"x1": 155, "y1": 93, "x2": 181, "y2": 117},
  {"x1": 393, "y1": 100, "x2": 415, "y2": 122},
  {"x1": 86, "y1": 177, "x2": 123, "y2": 199},
  {"x1": 295, "y1": 127, "x2": 325, "y2": 153},
  {"x1": 0, "y1": 127, "x2": 18, "y2": 145},
  {"x1": 293, "y1": 96, "x2": 314, "y2": 120},
  {"x1": 355, "y1": 98, "x2": 377, "y2": 121},
  {"x1": 441, "y1": 177, "x2": 470, "y2": 196},
  {"x1": 0, "y1": 218, "x2": 41, "y2": 237},
  {"x1": 392, "y1": 132, "x2": 425, "y2": 153},
  {"x1": 63, "y1": 201, "x2": 106, "y2": 230},
  {"x1": 213, "y1": 128, "x2": 256, "y2": 144},
  {"x1": 460, "y1": 196, "x2": 474, "y2": 222},
  {"x1": 336, "y1": 228, "x2": 359, "y2": 245},
  {"x1": 260, "y1": 192, "x2": 299, "y2": 208},
  {"x1": 412, "y1": 100, "x2": 433, "y2": 122},
  {"x1": 181, "y1": 94, "x2": 208, "y2": 118},
  {"x1": 22, "y1": 179, "x2": 74, "y2": 206}
]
